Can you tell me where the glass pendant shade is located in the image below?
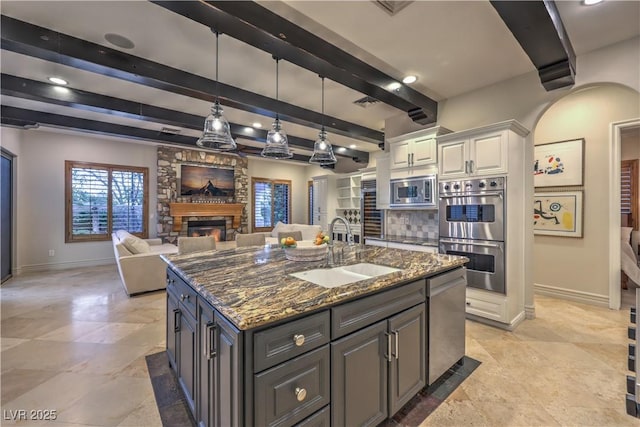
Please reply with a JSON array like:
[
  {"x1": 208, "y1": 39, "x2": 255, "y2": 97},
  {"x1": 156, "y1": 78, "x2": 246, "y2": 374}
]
[
  {"x1": 261, "y1": 118, "x2": 293, "y2": 159},
  {"x1": 309, "y1": 130, "x2": 337, "y2": 165},
  {"x1": 261, "y1": 58, "x2": 292, "y2": 159},
  {"x1": 198, "y1": 31, "x2": 236, "y2": 152},
  {"x1": 196, "y1": 101, "x2": 236, "y2": 151},
  {"x1": 309, "y1": 76, "x2": 337, "y2": 165}
]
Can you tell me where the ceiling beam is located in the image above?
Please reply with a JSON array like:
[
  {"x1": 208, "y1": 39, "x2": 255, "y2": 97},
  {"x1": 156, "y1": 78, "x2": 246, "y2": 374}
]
[
  {"x1": 0, "y1": 15, "x2": 383, "y2": 144},
  {"x1": 0, "y1": 105, "x2": 313, "y2": 163},
  {"x1": 150, "y1": 0, "x2": 438, "y2": 125},
  {"x1": 490, "y1": 0, "x2": 576, "y2": 91},
  {"x1": 0, "y1": 74, "x2": 368, "y2": 162}
]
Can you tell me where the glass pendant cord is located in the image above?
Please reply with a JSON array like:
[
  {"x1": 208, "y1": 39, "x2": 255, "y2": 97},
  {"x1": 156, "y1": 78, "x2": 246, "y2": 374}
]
[
  {"x1": 261, "y1": 57, "x2": 292, "y2": 159},
  {"x1": 309, "y1": 76, "x2": 337, "y2": 165},
  {"x1": 196, "y1": 30, "x2": 236, "y2": 151}
]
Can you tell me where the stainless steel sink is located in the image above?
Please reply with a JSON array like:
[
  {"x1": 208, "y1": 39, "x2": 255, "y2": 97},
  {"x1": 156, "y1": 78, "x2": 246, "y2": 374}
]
[{"x1": 289, "y1": 263, "x2": 401, "y2": 288}]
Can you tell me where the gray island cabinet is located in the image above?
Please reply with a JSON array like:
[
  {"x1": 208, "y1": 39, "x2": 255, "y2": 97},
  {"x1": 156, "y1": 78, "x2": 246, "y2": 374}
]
[{"x1": 162, "y1": 246, "x2": 468, "y2": 427}]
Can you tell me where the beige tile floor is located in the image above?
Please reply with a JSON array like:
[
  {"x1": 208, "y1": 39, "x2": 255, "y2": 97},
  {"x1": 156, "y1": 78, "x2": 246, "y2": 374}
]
[{"x1": 0, "y1": 265, "x2": 637, "y2": 427}]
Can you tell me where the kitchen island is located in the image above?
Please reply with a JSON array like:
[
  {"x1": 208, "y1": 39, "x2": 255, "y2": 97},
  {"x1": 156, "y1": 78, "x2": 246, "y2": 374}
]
[{"x1": 162, "y1": 245, "x2": 468, "y2": 427}]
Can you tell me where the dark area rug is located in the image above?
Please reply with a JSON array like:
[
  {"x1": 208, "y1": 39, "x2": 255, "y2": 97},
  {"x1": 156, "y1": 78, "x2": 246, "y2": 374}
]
[
  {"x1": 146, "y1": 352, "x2": 480, "y2": 427},
  {"x1": 145, "y1": 351, "x2": 196, "y2": 427}
]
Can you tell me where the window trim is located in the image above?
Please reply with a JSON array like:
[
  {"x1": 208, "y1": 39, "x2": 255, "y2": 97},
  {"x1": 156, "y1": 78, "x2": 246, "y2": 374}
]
[
  {"x1": 65, "y1": 160, "x2": 149, "y2": 242},
  {"x1": 251, "y1": 177, "x2": 291, "y2": 232}
]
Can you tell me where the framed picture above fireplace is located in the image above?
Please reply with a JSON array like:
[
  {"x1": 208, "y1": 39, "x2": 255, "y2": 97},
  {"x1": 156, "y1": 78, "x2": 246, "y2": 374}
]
[{"x1": 180, "y1": 165, "x2": 234, "y2": 199}]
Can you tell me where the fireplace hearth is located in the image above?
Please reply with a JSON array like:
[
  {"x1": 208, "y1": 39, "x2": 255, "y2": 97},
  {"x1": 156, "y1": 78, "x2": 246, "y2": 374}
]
[{"x1": 188, "y1": 220, "x2": 226, "y2": 241}]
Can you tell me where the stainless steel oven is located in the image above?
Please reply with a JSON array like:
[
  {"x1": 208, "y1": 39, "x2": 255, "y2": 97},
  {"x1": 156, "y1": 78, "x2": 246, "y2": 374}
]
[
  {"x1": 439, "y1": 238, "x2": 505, "y2": 294},
  {"x1": 439, "y1": 177, "x2": 506, "y2": 294}
]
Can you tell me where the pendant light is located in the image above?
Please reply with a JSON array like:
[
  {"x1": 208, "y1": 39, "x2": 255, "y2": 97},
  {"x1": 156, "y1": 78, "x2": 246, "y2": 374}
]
[
  {"x1": 261, "y1": 57, "x2": 293, "y2": 159},
  {"x1": 196, "y1": 31, "x2": 236, "y2": 151},
  {"x1": 309, "y1": 76, "x2": 337, "y2": 165}
]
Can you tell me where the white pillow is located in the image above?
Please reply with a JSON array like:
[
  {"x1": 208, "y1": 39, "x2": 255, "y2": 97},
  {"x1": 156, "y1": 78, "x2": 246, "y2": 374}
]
[
  {"x1": 297, "y1": 224, "x2": 322, "y2": 241},
  {"x1": 622, "y1": 227, "x2": 633, "y2": 243},
  {"x1": 116, "y1": 230, "x2": 150, "y2": 254},
  {"x1": 271, "y1": 221, "x2": 288, "y2": 238}
]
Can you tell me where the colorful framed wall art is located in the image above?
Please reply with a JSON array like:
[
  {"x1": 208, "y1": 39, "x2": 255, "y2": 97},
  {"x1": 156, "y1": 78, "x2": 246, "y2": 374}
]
[
  {"x1": 533, "y1": 191, "x2": 583, "y2": 237},
  {"x1": 533, "y1": 139, "x2": 584, "y2": 187}
]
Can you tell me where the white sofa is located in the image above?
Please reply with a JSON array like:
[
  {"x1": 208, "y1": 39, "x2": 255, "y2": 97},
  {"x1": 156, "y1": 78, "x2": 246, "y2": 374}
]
[
  {"x1": 263, "y1": 222, "x2": 323, "y2": 246},
  {"x1": 112, "y1": 230, "x2": 178, "y2": 296}
]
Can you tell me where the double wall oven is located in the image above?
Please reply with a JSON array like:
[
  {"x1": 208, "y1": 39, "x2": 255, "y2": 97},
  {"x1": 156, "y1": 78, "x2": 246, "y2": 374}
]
[{"x1": 439, "y1": 177, "x2": 506, "y2": 294}]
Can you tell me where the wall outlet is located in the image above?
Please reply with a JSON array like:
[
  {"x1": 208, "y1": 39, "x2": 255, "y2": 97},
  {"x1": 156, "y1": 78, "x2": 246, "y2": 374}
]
[{"x1": 48, "y1": 249, "x2": 55, "y2": 257}]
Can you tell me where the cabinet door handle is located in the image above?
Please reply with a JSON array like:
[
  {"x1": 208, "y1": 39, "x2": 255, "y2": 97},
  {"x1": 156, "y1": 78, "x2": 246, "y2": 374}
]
[
  {"x1": 394, "y1": 330, "x2": 399, "y2": 360},
  {"x1": 205, "y1": 322, "x2": 216, "y2": 360},
  {"x1": 173, "y1": 308, "x2": 181, "y2": 332},
  {"x1": 411, "y1": 153, "x2": 414, "y2": 166},
  {"x1": 386, "y1": 332, "x2": 393, "y2": 363},
  {"x1": 469, "y1": 160, "x2": 474, "y2": 173},
  {"x1": 295, "y1": 387, "x2": 307, "y2": 402},
  {"x1": 407, "y1": 153, "x2": 410, "y2": 166},
  {"x1": 293, "y1": 334, "x2": 305, "y2": 347},
  {"x1": 464, "y1": 160, "x2": 469, "y2": 174}
]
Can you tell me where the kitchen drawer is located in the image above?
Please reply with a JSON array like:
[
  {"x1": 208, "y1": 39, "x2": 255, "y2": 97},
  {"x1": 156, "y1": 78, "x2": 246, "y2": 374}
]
[
  {"x1": 254, "y1": 310, "x2": 330, "y2": 373},
  {"x1": 167, "y1": 269, "x2": 198, "y2": 319},
  {"x1": 254, "y1": 345, "x2": 330, "y2": 427},
  {"x1": 465, "y1": 288, "x2": 507, "y2": 322},
  {"x1": 294, "y1": 405, "x2": 330, "y2": 427},
  {"x1": 332, "y1": 279, "x2": 426, "y2": 339}
]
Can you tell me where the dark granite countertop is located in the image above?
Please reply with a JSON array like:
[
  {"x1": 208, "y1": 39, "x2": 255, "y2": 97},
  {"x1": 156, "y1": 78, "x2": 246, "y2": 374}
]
[
  {"x1": 366, "y1": 235, "x2": 439, "y2": 247},
  {"x1": 161, "y1": 246, "x2": 466, "y2": 331}
]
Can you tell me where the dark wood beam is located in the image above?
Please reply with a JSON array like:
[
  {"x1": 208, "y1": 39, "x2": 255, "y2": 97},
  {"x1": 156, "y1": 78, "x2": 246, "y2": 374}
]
[
  {"x1": 0, "y1": 15, "x2": 383, "y2": 144},
  {"x1": 0, "y1": 74, "x2": 368, "y2": 162},
  {"x1": 0, "y1": 105, "x2": 312, "y2": 163},
  {"x1": 150, "y1": 0, "x2": 438, "y2": 125},
  {"x1": 490, "y1": 0, "x2": 576, "y2": 91}
]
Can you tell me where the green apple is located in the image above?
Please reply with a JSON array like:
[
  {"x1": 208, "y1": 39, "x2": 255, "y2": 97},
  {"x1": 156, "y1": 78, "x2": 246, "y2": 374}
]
[
  {"x1": 280, "y1": 237, "x2": 286, "y2": 245},
  {"x1": 323, "y1": 235, "x2": 330, "y2": 242}
]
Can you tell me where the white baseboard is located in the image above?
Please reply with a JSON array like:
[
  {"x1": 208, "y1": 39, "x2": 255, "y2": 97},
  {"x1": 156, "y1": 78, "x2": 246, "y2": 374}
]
[
  {"x1": 16, "y1": 258, "x2": 116, "y2": 274},
  {"x1": 525, "y1": 304, "x2": 536, "y2": 320},
  {"x1": 466, "y1": 310, "x2": 526, "y2": 331},
  {"x1": 534, "y1": 283, "x2": 609, "y2": 307}
]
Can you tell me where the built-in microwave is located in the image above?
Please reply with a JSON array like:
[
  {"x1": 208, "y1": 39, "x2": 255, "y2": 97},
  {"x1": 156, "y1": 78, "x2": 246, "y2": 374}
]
[{"x1": 390, "y1": 175, "x2": 437, "y2": 208}]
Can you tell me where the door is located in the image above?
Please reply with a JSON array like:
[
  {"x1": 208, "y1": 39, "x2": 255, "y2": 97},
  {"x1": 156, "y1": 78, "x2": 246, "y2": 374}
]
[
  {"x1": 214, "y1": 312, "x2": 242, "y2": 427},
  {"x1": 331, "y1": 321, "x2": 388, "y2": 427},
  {"x1": 439, "y1": 193, "x2": 505, "y2": 241},
  {"x1": 166, "y1": 290, "x2": 180, "y2": 371},
  {"x1": 388, "y1": 304, "x2": 426, "y2": 415},
  {"x1": 390, "y1": 140, "x2": 410, "y2": 169},
  {"x1": 470, "y1": 131, "x2": 507, "y2": 176},
  {"x1": 198, "y1": 300, "x2": 216, "y2": 427},
  {"x1": 439, "y1": 239, "x2": 505, "y2": 293},
  {"x1": 411, "y1": 137, "x2": 437, "y2": 167},
  {"x1": 439, "y1": 140, "x2": 468, "y2": 178},
  {"x1": 1, "y1": 152, "x2": 12, "y2": 282},
  {"x1": 178, "y1": 311, "x2": 197, "y2": 415}
]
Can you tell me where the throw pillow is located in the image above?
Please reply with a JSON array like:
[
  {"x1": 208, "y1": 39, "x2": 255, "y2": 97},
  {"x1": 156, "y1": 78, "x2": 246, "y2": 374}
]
[
  {"x1": 622, "y1": 227, "x2": 633, "y2": 243},
  {"x1": 117, "y1": 230, "x2": 150, "y2": 254}
]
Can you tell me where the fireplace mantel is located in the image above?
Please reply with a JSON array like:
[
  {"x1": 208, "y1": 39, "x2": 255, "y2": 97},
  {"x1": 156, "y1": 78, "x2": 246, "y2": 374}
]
[{"x1": 169, "y1": 203, "x2": 244, "y2": 232}]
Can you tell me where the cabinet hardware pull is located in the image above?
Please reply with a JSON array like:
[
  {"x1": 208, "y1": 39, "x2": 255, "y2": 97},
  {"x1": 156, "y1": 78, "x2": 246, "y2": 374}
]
[
  {"x1": 293, "y1": 334, "x2": 305, "y2": 347},
  {"x1": 180, "y1": 294, "x2": 186, "y2": 301},
  {"x1": 407, "y1": 153, "x2": 410, "y2": 166},
  {"x1": 411, "y1": 153, "x2": 414, "y2": 166},
  {"x1": 386, "y1": 332, "x2": 392, "y2": 363},
  {"x1": 173, "y1": 308, "x2": 181, "y2": 332},
  {"x1": 464, "y1": 160, "x2": 468, "y2": 174},
  {"x1": 295, "y1": 387, "x2": 307, "y2": 402},
  {"x1": 466, "y1": 301, "x2": 471, "y2": 306},
  {"x1": 470, "y1": 160, "x2": 474, "y2": 173},
  {"x1": 205, "y1": 322, "x2": 216, "y2": 360},
  {"x1": 394, "y1": 330, "x2": 399, "y2": 360}
]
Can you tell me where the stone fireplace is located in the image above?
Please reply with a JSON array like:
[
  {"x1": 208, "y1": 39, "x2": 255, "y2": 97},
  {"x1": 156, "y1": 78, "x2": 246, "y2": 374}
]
[{"x1": 156, "y1": 147, "x2": 249, "y2": 244}]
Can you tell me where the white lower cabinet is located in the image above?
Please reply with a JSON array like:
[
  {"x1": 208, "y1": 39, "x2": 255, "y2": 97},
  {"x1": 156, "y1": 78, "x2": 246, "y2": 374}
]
[{"x1": 465, "y1": 288, "x2": 508, "y2": 323}]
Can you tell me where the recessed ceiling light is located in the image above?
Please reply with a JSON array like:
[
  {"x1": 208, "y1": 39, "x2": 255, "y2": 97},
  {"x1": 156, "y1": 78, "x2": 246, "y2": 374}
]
[
  {"x1": 387, "y1": 82, "x2": 402, "y2": 91},
  {"x1": 402, "y1": 75, "x2": 417, "y2": 84},
  {"x1": 349, "y1": 144, "x2": 357, "y2": 149},
  {"x1": 244, "y1": 127, "x2": 254, "y2": 133},
  {"x1": 252, "y1": 122, "x2": 262, "y2": 128},
  {"x1": 104, "y1": 33, "x2": 135, "y2": 49},
  {"x1": 48, "y1": 77, "x2": 67, "y2": 85},
  {"x1": 582, "y1": 0, "x2": 603, "y2": 5},
  {"x1": 53, "y1": 86, "x2": 70, "y2": 94},
  {"x1": 337, "y1": 147, "x2": 347, "y2": 153}
]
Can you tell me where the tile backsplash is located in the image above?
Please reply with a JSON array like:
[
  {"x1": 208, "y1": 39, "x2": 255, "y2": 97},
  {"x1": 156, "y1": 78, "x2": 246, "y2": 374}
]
[{"x1": 386, "y1": 210, "x2": 438, "y2": 239}]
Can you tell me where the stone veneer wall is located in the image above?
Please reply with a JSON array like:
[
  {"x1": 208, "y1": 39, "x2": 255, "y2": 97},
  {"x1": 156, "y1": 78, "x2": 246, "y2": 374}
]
[{"x1": 156, "y1": 147, "x2": 249, "y2": 244}]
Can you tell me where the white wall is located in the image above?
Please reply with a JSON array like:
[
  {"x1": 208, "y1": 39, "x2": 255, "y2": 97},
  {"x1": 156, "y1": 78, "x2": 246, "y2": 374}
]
[
  {"x1": 4, "y1": 128, "x2": 158, "y2": 272},
  {"x1": 247, "y1": 157, "x2": 311, "y2": 229}
]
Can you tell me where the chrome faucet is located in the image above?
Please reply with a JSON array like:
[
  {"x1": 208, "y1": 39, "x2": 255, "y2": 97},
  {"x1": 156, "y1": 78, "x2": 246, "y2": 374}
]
[{"x1": 327, "y1": 216, "x2": 354, "y2": 266}]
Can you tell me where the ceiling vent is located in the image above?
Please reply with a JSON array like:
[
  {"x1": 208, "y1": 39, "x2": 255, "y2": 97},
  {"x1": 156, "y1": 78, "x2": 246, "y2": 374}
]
[
  {"x1": 353, "y1": 95, "x2": 381, "y2": 108},
  {"x1": 372, "y1": 1, "x2": 413, "y2": 16}
]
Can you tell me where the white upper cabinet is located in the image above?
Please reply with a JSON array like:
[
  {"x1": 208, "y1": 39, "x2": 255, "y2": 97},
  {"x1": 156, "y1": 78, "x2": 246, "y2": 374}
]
[
  {"x1": 387, "y1": 127, "x2": 450, "y2": 172},
  {"x1": 438, "y1": 124, "x2": 519, "y2": 179}
]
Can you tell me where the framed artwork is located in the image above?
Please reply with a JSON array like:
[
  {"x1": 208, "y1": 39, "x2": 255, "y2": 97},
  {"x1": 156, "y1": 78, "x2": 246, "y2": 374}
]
[
  {"x1": 180, "y1": 164, "x2": 235, "y2": 198},
  {"x1": 534, "y1": 191, "x2": 583, "y2": 237},
  {"x1": 533, "y1": 139, "x2": 584, "y2": 187}
]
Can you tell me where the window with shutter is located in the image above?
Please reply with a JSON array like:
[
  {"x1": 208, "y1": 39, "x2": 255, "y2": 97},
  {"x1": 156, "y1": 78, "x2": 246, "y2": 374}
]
[
  {"x1": 65, "y1": 161, "x2": 148, "y2": 242},
  {"x1": 252, "y1": 178, "x2": 291, "y2": 232},
  {"x1": 621, "y1": 159, "x2": 639, "y2": 229}
]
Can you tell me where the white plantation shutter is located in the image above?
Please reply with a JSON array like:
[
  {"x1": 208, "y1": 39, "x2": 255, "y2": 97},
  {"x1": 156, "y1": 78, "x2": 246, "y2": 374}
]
[
  {"x1": 66, "y1": 161, "x2": 148, "y2": 242},
  {"x1": 622, "y1": 162, "x2": 633, "y2": 214},
  {"x1": 252, "y1": 178, "x2": 291, "y2": 231},
  {"x1": 621, "y1": 159, "x2": 639, "y2": 229}
]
